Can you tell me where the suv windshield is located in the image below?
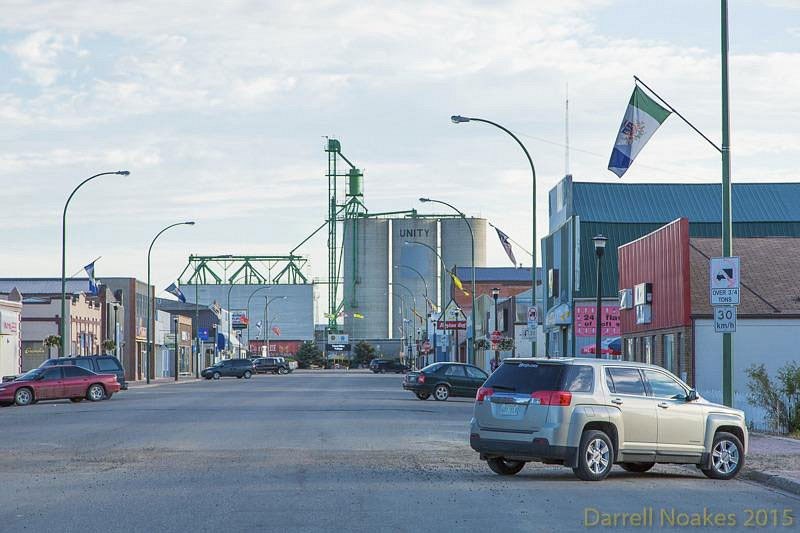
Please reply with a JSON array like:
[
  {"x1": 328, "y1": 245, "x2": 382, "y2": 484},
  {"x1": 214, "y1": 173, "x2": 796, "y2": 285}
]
[{"x1": 483, "y1": 362, "x2": 565, "y2": 394}]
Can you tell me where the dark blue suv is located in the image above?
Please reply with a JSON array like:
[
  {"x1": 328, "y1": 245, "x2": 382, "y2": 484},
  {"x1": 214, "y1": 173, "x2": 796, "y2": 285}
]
[{"x1": 40, "y1": 355, "x2": 127, "y2": 390}]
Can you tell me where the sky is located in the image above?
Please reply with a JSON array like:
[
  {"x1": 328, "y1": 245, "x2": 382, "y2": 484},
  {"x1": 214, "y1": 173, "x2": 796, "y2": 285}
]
[{"x1": 1, "y1": 0, "x2": 798, "y2": 318}]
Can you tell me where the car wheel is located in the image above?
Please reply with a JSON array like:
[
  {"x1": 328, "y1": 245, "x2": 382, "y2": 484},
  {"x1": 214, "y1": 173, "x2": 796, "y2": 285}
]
[
  {"x1": 213, "y1": 372, "x2": 221, "y2": 380},
  {"x1": 237, "y1": 375, "x2": 243, "y2": 379},
  {"x1": 14, "y1": 387, "x2": 33, "y2": 406},
  {"x1": 105, "y1": 393, "x2": 113, "y2": 400},
  {"x1": 70, "y1": 398, "x2": 83, "y2": 403},
  {"x1": 487, "y1": 458, "x2": 526, "y2": 476},
  {"x1": 433, "y1": 384, "x2": 450, "y2": 401},
  {"x1": 244, "y1": 370, "x2": 252, "y2": 379},
  {"x1": 279, "y1": 367, "x2": 289, "y2": 375},
  {"x1": 86, "y1": 384, "x2": 106, "y2": 402},
  {"x1": 702, "y1": 431, "x2": 744, "y2": 480},
  {"x1": 573, "y1": 429, "x2": 614, "y2": 481},
  {"x1": 415, "y1": 392, "x2": 430, "y2": 400},
  {"x1": 620, "y1": 462, "x2": 655, "y2": 473}
]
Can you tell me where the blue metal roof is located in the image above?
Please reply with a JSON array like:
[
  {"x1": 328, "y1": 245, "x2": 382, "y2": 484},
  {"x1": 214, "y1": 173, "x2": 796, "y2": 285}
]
[
  {"x1": 572, "y1": 182, "x2": 800, "y2": 223},
  {"x1": 453, "y1": 267, "x2": 538, "y2": 282}
]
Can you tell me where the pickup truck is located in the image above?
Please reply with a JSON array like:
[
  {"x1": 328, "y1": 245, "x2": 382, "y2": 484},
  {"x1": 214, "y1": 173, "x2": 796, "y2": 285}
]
[{"x1": 253, "y1": 357, "x2": 293, "y2": 375}]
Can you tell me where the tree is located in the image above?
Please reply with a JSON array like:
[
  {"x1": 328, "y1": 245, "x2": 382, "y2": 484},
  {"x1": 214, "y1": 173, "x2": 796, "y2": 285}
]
[
  {"x1": 295, "y1": 341, "x2": 324, "y2": 369},
  {"x1": 746, "y1": 362, "x2": 800, "y2": 434},
  {"x1": 102, "y1": 339, "x2": 117, "y2": 355},
  {"x1": 43, "y1": 335, "x2": 61, "y2": 357},
  {"x1": 352, "y1": 341, "x2": 376, "y2": 368}
]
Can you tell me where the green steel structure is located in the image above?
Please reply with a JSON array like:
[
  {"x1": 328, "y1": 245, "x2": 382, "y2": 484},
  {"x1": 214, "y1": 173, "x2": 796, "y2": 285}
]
[{"x1": 177, "y1": 255, "x2": 308, "y2": 285}]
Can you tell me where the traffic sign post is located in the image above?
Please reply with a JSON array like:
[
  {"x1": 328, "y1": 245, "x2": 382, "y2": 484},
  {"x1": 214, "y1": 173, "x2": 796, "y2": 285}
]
[
  {"x1": 710, "y1": 257, "x2": 740, "y2": 305},
  {"x1": 714, "y1": 306, "x2": 737, "y2": 333}
]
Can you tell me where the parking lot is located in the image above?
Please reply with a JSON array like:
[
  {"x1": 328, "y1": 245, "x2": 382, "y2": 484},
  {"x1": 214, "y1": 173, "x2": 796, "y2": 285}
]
[{"x1": 1, "y1": 370, "x2": 798, "y2": 532}]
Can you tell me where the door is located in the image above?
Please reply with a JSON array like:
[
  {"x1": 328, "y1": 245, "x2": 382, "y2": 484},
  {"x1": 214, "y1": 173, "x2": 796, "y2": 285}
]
[
  {"x1": 441, "y1": 365, "x2": 469, "y2": 396},
  {"x1": 642, "y1": 369, "x2": 705, "y2": 456},
  {"x1": 464, "y1": 365, "x2": 489, "y2": 396},
  {"x1": 37, "y1": 367, "x2": 65, "y2": 399},
  {"x1": 605, "y1": 367, "x2": 658, "y2": 454},
  {"x1": 62, "y1": 366, "x2": 92, "y2": 397}
]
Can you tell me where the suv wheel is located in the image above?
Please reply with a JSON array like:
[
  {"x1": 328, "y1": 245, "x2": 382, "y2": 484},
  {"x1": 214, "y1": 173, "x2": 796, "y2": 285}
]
[
  {"x1": 574, "y1": 430, "x2": 614, "y2": 481},
  {"x1": 702, "y1": 431, "x2": 744, "y2": 480},
  {"x1": 212, "y1": 372, "x2": 221, "y2": 380},
  {"x1": 620, "y1": 462, "x2": 654, "y2": 473},
  {"x1": 487, "y1": 458, "x2": 525, "y2": 476},
  {"x1": 415, "y1": 392, "x2": 430, "y2": 400},
  {"x1": 433, "y1": 384, "x2": 450, "y2": 401},
  {"x1": 278, "y1": 367, "x2": 288, "y2": 375},
  {"x1": 243, "y1": 370, "x2": 252, "y2": 379}
]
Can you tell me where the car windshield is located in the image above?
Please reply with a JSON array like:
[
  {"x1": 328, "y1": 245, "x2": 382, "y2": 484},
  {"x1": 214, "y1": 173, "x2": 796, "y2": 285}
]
[
  {"x1": 420, "y1": 363, "x2": 444, "y2": 373},
  {"x1": 483, "y1": 362, "x2": 565, "y2": 394},
  {"x1": 212, "y1": 362, "x2": 223, "y2": 367},
  {"x1": 16, "y1": 368, "x2": 44, "y2": 381}
]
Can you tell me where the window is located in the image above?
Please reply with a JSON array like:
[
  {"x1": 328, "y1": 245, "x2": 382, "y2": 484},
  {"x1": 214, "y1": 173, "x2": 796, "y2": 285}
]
[
  {"x1": 43, "y1": 368, "x2": 63, "y2": 380},
  {"x1": 605, "y1": 367, "x2": 646, "y2": 396},
  {"x1": 64, "y1": 366, "x2": 91, "y2": 378},
  {"x1": 465, "y1": 366, "x2": 488, "y2": 380},
  {"x1": 443, "y1": 365, "x2": 466, "y2": 377},
  {"x1": 97, "y1": 358, "x2": 121, "y2": 371},
  {"x1": 484, "y1": 363, "x2": 564, "y2": 394},
  {"x1": 643, "y1": 337, "x2": 653, "y2": 365},
  {"x1": 625, "y1": 338, "x2": 635, "y2": 362},
  {"x1": 75, "y1": 359, "x2": 94, "y2": 371},
  {"x1": 643, "y1": 370, "x2": 687, "y2": 400},
  {"x1": 563, "y1": 365, "x2": 594, "y2": 393},
  {"x1": 663, "y1": 334, "x2": 676, "y2": 374}
]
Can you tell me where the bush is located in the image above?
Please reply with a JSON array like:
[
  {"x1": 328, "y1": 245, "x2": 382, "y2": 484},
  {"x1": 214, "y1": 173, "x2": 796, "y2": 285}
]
[
  {"x1": 351, "y1": 341, "x2": 376, "y2": 368},
  {"x1": 745, "y1": 362, "x2": 800, "y2": 433},
  {"x1": 295, "y1": 341, "x2": 324, "y2": 369}
]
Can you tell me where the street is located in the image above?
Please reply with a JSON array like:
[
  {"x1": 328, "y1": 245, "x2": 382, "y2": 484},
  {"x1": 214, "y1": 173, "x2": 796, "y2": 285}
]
[{"x1": 0, "y1": 371, "x2": 797, "y2": 532}]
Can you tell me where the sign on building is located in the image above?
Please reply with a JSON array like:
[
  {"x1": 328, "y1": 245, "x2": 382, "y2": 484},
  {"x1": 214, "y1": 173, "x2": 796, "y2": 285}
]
[
  {"x1": 328, "y1": 333, "x2": 349, "y2": 344},
  {"x1": 709, "y1": 257, "x2": 740, "y2": 305},
  {"x1": 714, "y1": 306, "x2": 737, "y2": 333},
  {"x1": 574, "y1": 305, "x2": 620, "y2": 337},
  {"x1": 231, "y1": 310, "x2": 249, "y2": 330},
  {"x1": 527, "y1": 306, "x2": 538, "y2": 327}
]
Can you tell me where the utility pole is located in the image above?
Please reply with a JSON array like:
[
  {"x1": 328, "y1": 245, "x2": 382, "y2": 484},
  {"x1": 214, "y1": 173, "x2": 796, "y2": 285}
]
[{"x1": 721, "y1": 0, "x2": 734, "y2": 407}]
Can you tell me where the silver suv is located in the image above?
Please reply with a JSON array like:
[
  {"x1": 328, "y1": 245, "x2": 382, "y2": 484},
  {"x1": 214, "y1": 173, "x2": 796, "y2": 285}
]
[{"x1": 470, "y1": 358, "x2": 748, "y2": 481}]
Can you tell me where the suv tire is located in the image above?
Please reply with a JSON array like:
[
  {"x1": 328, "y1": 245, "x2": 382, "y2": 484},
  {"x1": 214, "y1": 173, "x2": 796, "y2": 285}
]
[
  {"x1": 701, "y1": 431, "x2": 744, "y2": 480},
  {"x1": 212, "y1": 372, "x2": 221, "y2": 380},
  {"x1": 87, "y1": 384, "x2": 106, "y2": 402},
  {"x1": 487, "y1": 458, "x2": 526, "y2": 476},
  {"x1": 620, "y1": 462, "x2": 654, "y2": 473},
  {"x1": 433, "y1": 384, "x2": 450, "y2": 401},
  {"x1": 279, "y1": 367, "x2": 289, "y2": 375},
  {"x1": 573, "y1": 429, "x2": 614, "y2": 481},
  {"x1": 244, "y1": 370, "x2": 252, "y2": 379},
  {"x1": 415, "y1": 392, "x2": 430, "y2": 400}
]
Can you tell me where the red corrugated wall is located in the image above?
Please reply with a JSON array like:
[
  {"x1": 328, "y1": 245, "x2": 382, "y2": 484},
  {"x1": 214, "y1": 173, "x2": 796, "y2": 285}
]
[{"x1": 618, "y1": 218, "x2": 691, "y2": 334}]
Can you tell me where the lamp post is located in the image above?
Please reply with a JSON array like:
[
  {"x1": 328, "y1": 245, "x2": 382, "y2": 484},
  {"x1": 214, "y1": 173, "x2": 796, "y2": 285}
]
[
  {"x1": 263, "y1": 296, "x2": 287, "y2": 357},
  {"x1": 212, "y1": 324, "x2": 218, "y2": 362},
  {"x1": 390, "y1": 281, "x2": 418, "y2": 362},
  {"x1": 419, "y1": 197, "x2": 477, "y2": 365},
  {"x1": 245, "y1": 286, "x2": 273, "y2": 350},
  {"x1": 173, "y1": 316, "x2": 179, "y2": 381},
  {"x1": 593, "y1": 235, "x2": 608, "y2": 360},
  {"x1": 225, "y1": 275, "x2": 248, "y2": 357},
  {"x1": 492, "y1": 287, "x2": 500, "y2": 366},
  {"x1": 60, "y1": 170, "x2": 129, "y2": 355},
  {"x1": 389, "y1": 292, "x2": 407, "y2": 363},
  {"x1": 146, "y1": 221, "x2": 195, "y2": 383},
  {"x1": 451, "y1": 114, "x2": 537, "y2": 356},
  {"x1": 395, "y1": 264, "x2": 430, "y2": 364}
]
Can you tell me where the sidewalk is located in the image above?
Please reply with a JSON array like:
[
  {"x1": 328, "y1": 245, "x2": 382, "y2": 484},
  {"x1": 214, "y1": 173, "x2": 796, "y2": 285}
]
[
  {"x1": 127, "y1": 376, "x2": 200, "y2": 389},
  {"x1": 743, "y1": 432, "x2": 800, "y2": 496}
]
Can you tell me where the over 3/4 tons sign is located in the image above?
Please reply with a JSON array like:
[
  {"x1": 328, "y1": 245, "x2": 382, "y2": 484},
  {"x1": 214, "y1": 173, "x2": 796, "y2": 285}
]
[
  {"x1": 714, "y1": 306, "x2": 737, "y2": 333},
  {"x1": 710, "y1": 257, "x2": 740, "y2": 305}
]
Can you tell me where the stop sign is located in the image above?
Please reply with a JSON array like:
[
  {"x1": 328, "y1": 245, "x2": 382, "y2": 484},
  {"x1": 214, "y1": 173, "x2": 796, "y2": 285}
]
[
  {"x1": 422, "y1": 340, "x2": 431, "y2": 352},
  {"x1": 490, "y1": 330, "x2": 502, "y2": 343}
]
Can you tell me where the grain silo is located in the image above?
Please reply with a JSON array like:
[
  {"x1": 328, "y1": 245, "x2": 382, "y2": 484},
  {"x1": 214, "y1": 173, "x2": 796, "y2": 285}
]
[
  {"x1": 390, "y1": 218, "x2": 438, "y2": 339},
  {"x1": 441, "y1": 218, "x2": 488, "y2": 299},
  {"x1": 343, "y1": 218, "x2": 390, "y2": 339}
]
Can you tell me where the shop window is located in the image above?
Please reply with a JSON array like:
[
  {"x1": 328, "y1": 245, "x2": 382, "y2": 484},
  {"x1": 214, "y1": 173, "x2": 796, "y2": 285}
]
[
  {"x1": 643, "y1": 337, "x2": 653, "y2": 365},
  {"x1": 663, "y1": 334, "x2": 676, "y2": 375}
]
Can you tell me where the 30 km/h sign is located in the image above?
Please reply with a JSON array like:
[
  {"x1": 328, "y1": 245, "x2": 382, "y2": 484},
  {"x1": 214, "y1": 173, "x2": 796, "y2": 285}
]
[
  {"x1": 710, "y1": 256, "x2": 740, "y2": 305},
  {"x1": 714, "y1": 306, "x2": 737, "y2": 333}
]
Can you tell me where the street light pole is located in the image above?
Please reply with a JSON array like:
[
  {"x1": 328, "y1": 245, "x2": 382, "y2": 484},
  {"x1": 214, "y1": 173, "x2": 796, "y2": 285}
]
[
  {"x1": 492, "y1": 287, "x2": 500, "y2": 366},
  {"x1": 173, "y1": 316, "x2": 179, "y2": 381},
  {"x1": 146, "y1": 221, "x2": 195, "y2": 384},
  {"x1": 451, "y1": 115, "x2": 538, "y2": 357},
  {"x1": 60, "y1": 170, "x2": 129, "y2": 356},
  {"x1": 721, "y1": 0, "x2": 734, "y2": 407},
  {"x1": 419, "y1": 197, "x2": 476, "y2": 365},
  {"x1": 593, "y1": 235, "x2": 608, "y2": 360},
  {"x1": 263, "y1": 295, "x2": 287, "y2": 356}
]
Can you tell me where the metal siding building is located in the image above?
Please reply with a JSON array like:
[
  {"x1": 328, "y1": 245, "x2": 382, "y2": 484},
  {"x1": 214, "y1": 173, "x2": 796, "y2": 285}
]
[
  {"x1": 390, "y1": 218, "x2": 437, "y2": 339},
  {"x1": 441, "y1": 218, "x2": 488, "y2": 300},
  {"x1": 543, "y1": 175, "x2": 800, "y2": 357},
  {"x1": 343, "y1": 218, "x2": 390, "y2": 339}
]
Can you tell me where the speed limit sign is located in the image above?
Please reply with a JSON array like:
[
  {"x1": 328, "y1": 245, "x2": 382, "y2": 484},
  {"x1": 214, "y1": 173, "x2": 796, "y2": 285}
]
[{"x1": 714, "y1": 306, "x2": 736, "y2": 333}]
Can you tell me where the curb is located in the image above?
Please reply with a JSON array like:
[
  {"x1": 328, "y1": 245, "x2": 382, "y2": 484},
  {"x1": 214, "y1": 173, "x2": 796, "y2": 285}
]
[
  {"x1": 742, "y1": 469, "x2": 800, "y2": 497},
  {"x1": 127, "y1": 379, "x2": 201, "y2": 390}
]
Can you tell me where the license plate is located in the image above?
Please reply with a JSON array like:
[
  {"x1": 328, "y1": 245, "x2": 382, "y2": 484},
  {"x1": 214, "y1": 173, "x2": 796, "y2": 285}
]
[{"x1": 498, "y1": 404, "x2": 523, "y2": 417}]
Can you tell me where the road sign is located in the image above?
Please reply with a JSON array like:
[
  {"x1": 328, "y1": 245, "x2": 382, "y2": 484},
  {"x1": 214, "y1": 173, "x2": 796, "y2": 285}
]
[
  {"x1": 714, "y1": 306, "x2": 737, "y2": 333},
  {"x1": 710, "y1": 257, "x2": 740, "y2": 305},
  {"x1": 421, "y1": 340, "x2": 431, "y2": 354},
  {"x1": 490, "y1": 330, "x2": 502, "y2": 343},
  {"x1": 527, "y1": 306, "x2": 538, "y2": 327}
]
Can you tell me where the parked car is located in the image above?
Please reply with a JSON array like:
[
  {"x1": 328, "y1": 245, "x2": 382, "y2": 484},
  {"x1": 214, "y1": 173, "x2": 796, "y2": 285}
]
[
  {"x1": 201, "y1": 359, "x2": 255, "y2": 380},
  {"x1": 470, "y1": 358, "x2": 748, "y2": 481},
  {"x1": 0, "y1": 365, "x2": 120, "y2": 406},
  {"x1": 369, "y1": 359, "x2": 410, "y2": 374},
  {"x1": 40, "y1": 355, "x2": 127, "y2": 390},
  {"x1": 403, "y1": 362, "x2": 488, "y2": 401},
  {"x1": 253, "y1": 357, "x2": 292, "y2": 375}
]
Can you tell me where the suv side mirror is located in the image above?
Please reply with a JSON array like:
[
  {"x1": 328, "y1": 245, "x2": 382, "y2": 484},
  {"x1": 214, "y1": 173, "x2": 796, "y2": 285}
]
[{"x1": 686, "y1": 389, "x2": 698, "y2": 402}]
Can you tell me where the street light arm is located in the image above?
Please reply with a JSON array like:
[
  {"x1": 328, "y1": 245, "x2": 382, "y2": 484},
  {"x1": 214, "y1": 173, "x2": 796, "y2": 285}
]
[{"x1": 461, "y1": 118, "x2": 536, "y2": 181}]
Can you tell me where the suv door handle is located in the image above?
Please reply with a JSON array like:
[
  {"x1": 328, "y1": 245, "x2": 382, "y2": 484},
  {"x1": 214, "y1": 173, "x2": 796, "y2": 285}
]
[
  {"x1": 611, "y1": 398, "x2": 623, "y2": 405},
  {"x1": 658, "y1": 402, "x2": 669, "y2": 409}
]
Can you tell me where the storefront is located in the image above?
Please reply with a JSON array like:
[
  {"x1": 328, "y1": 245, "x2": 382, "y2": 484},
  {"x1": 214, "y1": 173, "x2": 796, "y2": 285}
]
[{"x1": 0, "y1": 299, "x2": 22, "y2": 378}]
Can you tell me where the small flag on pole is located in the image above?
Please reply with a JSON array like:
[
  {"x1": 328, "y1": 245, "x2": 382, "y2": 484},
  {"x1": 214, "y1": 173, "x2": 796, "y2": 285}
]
[
  {"x1": 353, "y1": 312, "x2": 365, "y2": 319},
  {"x1": 494, "y1": 227, "x2": 517, "y2": 266},
  {"x1": 450, "y1": 272, "x2": 464, "y2": 292},
  {"x1": 608, "y1": 85, "x2": 671, "y2": 178},
  {"x1": 271, "y1": 326, "x2": 281, "y2": 336},
  {"x1": 165, "y1": 282, "x2": 187, "y2": 303},
  {"x1": 84, "y1": 260, "x2": 99, "y2": 295}
]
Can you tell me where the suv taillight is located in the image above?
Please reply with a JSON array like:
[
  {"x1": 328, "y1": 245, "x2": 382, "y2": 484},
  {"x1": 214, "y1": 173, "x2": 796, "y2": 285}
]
[
  {"x1": 531, "y1": 390, "x2": 572, "y2": 406},
  {"x1": 476, "y1": 386, "x2": 494, "y2": 402},
  {"x1": 417, "y1": 374, "x2": 425, "y2": 384}
]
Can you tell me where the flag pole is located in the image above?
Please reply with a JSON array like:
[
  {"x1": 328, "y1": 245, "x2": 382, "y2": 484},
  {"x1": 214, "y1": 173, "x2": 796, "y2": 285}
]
[
  {"x1": 721, "y1": 0, "x2": 734, "y2": 407},
  {"x1": 69, "y1": 256, "x2": 102, "y2": 279},
  {"x1": 633, "y1": 76, "x2": 722, "y2": 154}
]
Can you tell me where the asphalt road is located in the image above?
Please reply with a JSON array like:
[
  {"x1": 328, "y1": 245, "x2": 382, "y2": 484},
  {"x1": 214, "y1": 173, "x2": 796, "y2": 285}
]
[{"x1": 1, "y1": 370, "x2": 798, "y2": 532}]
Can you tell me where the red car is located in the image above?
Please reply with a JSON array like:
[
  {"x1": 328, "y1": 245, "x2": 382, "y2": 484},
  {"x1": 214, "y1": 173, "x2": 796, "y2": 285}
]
[{"x1": 0, "y1": 365, "x2": 120, "y2": 407}]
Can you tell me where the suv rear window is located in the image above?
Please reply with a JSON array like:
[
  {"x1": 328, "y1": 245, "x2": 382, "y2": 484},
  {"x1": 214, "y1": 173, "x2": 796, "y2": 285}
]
[
  {"x1": 97, "y1": 358, "x2": 122, "y2": 371},
  {"x1": 483, "y1": 362, "x2": 564, "y2": 394},
  {"x1": 563, "y1": 365, "x2": 594, "y2": 393}
]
